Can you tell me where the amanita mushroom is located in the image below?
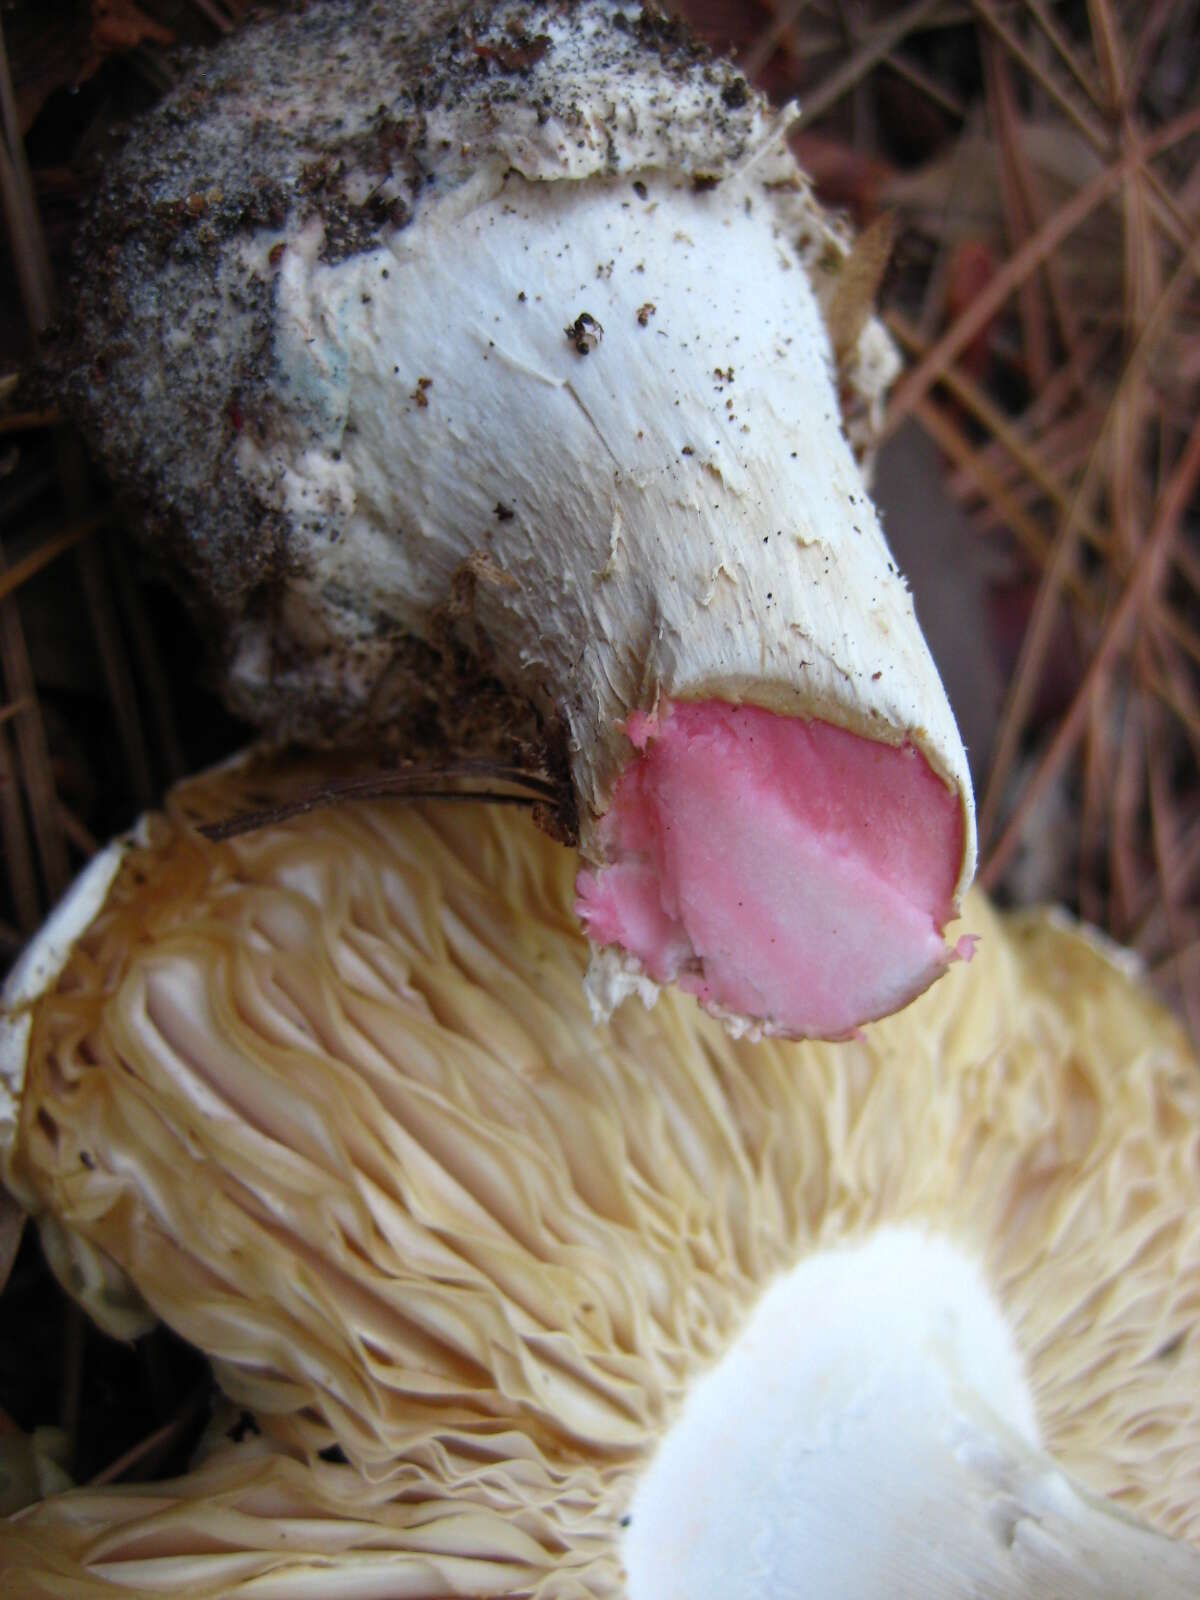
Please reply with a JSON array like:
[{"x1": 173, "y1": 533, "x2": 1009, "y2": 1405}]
[
  {"x1": 1, "y1": 755, "x2": 1198, "y2": 1594},
  {"x1": 62, "y1": 0, "x2": 976, "y2": 1038}
]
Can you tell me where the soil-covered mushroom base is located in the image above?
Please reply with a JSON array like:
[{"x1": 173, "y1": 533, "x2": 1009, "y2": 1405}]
[{"x1": 59, "y1": 0, "x2": 975, "y2": 1037}]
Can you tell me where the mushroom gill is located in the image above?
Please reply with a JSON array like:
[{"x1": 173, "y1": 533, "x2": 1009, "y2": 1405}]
[{"x1": 0, "y1": 753, "x2": 1198, "y2": 1595}]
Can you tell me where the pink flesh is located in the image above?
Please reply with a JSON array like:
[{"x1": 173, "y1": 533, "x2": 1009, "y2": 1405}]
[{"x1": 575, "y1": 700, "x2": 964, "y2": 1038}]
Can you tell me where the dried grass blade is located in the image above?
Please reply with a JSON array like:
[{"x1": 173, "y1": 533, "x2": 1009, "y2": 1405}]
[
  {"x1": 1111, "y1": 140, "x2": 1163, "y2": 580},
  {"x1": 980, "y1": 413, "x2": 1200, "y2": 891},
  {"x1": 0, "y1": 538, "x2": 68, "y2": 900},
  {"x1": 109, "y1": 548, "x2": 186, "y2": 781},
  {"x1": 1085, "y1": 0, "x2": 1129, "y2": 114},
  {"x1": 1108, "y1": 380, "x2": 1147, "y2": 574},
  {"x1": 75, "y1": 536, "x2": 155, "y2": 812},
  {"x1": 1131, "y1": 0, "x2": 1182, "y2": 96},
  {"x1": 88, "y1": 1385, "x2": 210, "y2": 1488},
  {"x1": 1139, "y1": 619, "x2": 1200, "y2": 775},
  {"x1": 967, "y1": 208, "x2": 1200, "y2": 844},
  {"x1": 200, "y1": 785, "x2": 554, "y2": 844},
  {"x1": 972, "y1": 0, "x2": 1111, "y2": 153},
  {"x1": 1135, "y1": 819, "x2": 1200, "y2": 946},
  {"x1": 792, "y1": 0, "x2": 946, "y2": 132},
  {"x1": 1142, "y1": 663, "x2": 1200, "y2": 752},
  {"x1": 1150, "y1": 939, "x2": 1200, "y2": 1019},
  {"x1": 1173, "y1": 526, "x2": 1200, "y2": 596},
  {"x1": 888, "y1": 310, "x2": 1110, "y2": 582},
  {"x1": 1079, "y1": 676, "x2": 1110, "y2": 926},
  {"x1": 0, "y1": 410, "x2": 58, "y2": 434},
  {"x1": 887, "y1": 314, "x2": 1108, "y2": 555},
  {"x1": 1145, "y1": 699, "x2": 1198, "y2": 1039},
  {"x1": 0, "y1": 515, "x2": 102, "y2": 605},
  {"x1": 1108, "y1": 683, "x2": 1145, "y2": 934},
  {"x1": 1158, "y1": 601, "x2": 1200, "y2": 672},
  {"x1": 0, "y1": 26, "x2": 53, "y2": 337},
  {"x1": 985, "y1": 39, "x2": 1052, "y2": 387},
  {"x1": 58, "y1": 802, "x2": 99, "y2": 859},
  {"x1": 742, "y1": 0, "x2": 816, "y2": 81},
  {"x1": 907, "y1": 393, "x2": 1085, "y2": 600},
  {"x1": 954, "y1": 331, "x2": 1109, "y2": 490},
  {"x1": 1001, "y1": 30, "x2": 1091, "y2": 367},
  {"x1": 186, "y1": 0, "x2": 234, "y2": 34},
  {"x1": 888, "y1": 103, "x2": 1200, "y2": 440},
  {"x1": 0, "y1": 719, "x2": 37, "y2": 931},
  {"x1": 881, "y1": 49, "x2": 966, "y2": 122},
  {"x1": 1023, "y1": 0, "x2": 1107, "y2": 108}
]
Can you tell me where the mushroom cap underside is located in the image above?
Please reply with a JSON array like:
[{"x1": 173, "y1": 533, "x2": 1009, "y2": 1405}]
[{"x1": 0, "y1": 752, "x2": 1197, "y2": 1596}]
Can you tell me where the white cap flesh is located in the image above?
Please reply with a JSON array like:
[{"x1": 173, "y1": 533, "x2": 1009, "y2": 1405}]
[{"x1": 0, "y1": 839, "x2": 129, "y2": 1195}]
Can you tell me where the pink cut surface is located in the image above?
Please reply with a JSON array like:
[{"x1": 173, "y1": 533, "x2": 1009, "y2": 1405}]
[{"x1": 575, "y1": 700, "x2": 966, "y2": 1038}]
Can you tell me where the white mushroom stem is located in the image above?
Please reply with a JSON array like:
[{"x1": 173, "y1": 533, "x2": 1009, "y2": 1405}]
[
  {"x1": 248, "y1": 159, "x2": 973, "y2": 1040},
  {"x1": 238, "y1": 149, "x2": 963, "y2": 837},
  {"x1": 65, "y1": 0, "x2": 976, "y2": 1037},
  {"x1": 625, "y1": 1228, "x2": 1200, "y2": 1599}
]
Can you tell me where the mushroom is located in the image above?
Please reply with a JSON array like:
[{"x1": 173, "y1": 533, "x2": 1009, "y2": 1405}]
[
  {"x1": 61, "y1": 0, "x2": 976, "y2": 1039},
  {"x1": 1, "y1": 753, "x2": 1198, "y2": 1594}
]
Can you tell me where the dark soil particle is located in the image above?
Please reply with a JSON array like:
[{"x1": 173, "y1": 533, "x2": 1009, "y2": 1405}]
[{"x1": 565, "y1": 310, "x2": 604, "y2": 353}]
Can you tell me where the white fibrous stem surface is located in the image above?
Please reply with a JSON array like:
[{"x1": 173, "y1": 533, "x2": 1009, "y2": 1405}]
[
  {"x1": 234, "y1": 164, "x2": 966, "y2": 835},
  {"x1": 233, "y1": 166, "x2": 973, "y2": 1032},
  {"x1": 69, "y1": 0, "x2": 976, "y2": 1034},
  {"x1": 624, "y1": 1227, "x2": 1200, "y2": 1599}
]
